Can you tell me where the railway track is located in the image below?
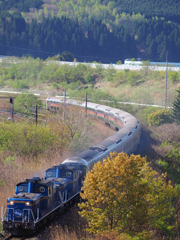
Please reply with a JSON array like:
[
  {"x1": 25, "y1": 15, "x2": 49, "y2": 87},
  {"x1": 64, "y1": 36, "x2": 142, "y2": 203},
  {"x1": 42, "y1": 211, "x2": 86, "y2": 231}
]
[
  {"x1": 0, "y1": 233, "x2": 29, "y2": 240},
  {"x1": 0, "y1": 109, "x2": 30, "y2": 122}
]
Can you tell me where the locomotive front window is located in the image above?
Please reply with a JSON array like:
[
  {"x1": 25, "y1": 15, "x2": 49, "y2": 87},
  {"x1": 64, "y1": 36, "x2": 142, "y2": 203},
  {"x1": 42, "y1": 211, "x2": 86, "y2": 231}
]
[
  {"x1": 40, "y1": 187, "x2": 45, "y2": 192},
  {"x1": 62, "y1": 172, "x2": 72, "y2": 177},
  {"x1": 35, "y1": 186, "x2": 46, "y2": 193},
  {"x1": 47, "y1": 171, "x2": 56, "y2": 177},
  {"x1": 17, "y1": 185, "x2": 28, "y2": 192}
]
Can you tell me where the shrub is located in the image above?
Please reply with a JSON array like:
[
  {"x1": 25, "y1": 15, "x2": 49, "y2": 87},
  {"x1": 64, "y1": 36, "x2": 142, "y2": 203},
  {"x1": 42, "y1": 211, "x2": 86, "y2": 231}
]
[
  {"x1": 138, "y1": 107, "x2": 159, "y2": 125},
  {"x1": 148, "y1": 109, "x2": 173, "y2": 126},
  {"x1": 170, "y1": 71, "x2": 179, "y2": 83},
  {"x1": 126, "y1": 71, "x2": 141, "y2": 86},
  {"x1": 0, "y1": 122, "x2": 54, "y2": 157}
]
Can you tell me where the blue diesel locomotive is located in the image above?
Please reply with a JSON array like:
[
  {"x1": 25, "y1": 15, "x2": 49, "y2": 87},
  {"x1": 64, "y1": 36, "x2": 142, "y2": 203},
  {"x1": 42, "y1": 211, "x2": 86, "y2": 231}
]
[
  {"x1": 1, "y1": 99, "x2": 141, "y2": 235},
  {"x1": 3, "y1": 166, "x2": 82, "y2": 235}
]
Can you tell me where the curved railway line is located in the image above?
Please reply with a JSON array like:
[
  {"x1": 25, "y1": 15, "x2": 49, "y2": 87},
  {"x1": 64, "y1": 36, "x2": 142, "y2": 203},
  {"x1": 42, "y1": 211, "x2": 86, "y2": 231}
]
[{"x1": 1, "y1": 98, "x2": 141, "y2": 238}]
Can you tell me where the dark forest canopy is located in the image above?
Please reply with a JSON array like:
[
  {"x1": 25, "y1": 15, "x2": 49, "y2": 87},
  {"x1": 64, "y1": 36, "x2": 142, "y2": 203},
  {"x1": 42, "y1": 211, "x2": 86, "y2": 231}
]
[
  {"x1": 0, "y1": 14, "x2": 136, "y2": 62},
  {"x1": 112, "y1": 0, "x2": 180, "y2": 23},
  {"x1": 1, "y1": 0, "x2": 180, "y2": 62},
  {"x1": 0, "y1": 0, "x2": 43, "y2": 12}
]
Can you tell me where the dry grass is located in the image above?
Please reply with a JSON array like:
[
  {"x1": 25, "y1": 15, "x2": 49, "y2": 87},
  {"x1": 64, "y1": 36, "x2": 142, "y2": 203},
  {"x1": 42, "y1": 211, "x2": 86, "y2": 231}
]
[
  {"x1": 101, "y1": 75, "x2": 178, "y2": 106},
  {"x1": 0, "y1": 98, "x2": 9, "y2": 109},
  {"x1": 0, "y1": 151, "x2": 65, "y2": 214},
  {"x1": 38, "y1": 206, "x2": 123, "y2": 240}
]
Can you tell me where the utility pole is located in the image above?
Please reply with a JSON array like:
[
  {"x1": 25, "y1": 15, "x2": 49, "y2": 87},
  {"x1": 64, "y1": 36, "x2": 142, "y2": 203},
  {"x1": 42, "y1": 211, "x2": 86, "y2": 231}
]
[
  {"x1": 35, "y1": 105, "x2": 38, "y2": 125},
  {"x1": 10, "y1": 98, "x2": 14, "y2": 122},
  {"x1": 63, "y1": 90, "x2": 66, "y2": 120},
  {"x1": 85, "y1": 92, "x2": 87, "y2": 117},
  {"x1": 165, "y1": 51, "x2": 168, "y2": 109}
]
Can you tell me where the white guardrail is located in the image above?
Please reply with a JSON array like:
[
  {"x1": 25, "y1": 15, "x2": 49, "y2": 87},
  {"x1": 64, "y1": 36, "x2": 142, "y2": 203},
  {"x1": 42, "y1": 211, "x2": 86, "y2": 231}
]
[{"x1": 0, "y1": 55, "x2": 180, "y2": 71}]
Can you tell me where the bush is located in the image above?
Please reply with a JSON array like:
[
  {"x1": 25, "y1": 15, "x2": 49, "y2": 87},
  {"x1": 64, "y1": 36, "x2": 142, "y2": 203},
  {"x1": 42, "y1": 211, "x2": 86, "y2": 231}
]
[
  {"x1": 138, "y1": 107, "x2": 160, "y2": 125},
  {"x1": 51, "y1": 82, "x2": 59, "y2": 90},
  {"x1": 111, "y1": 71, "x2": 126, "y2": 86},
  {"x1": 10, "y1": 80, "x2": 29, "y2": 89},
  {"x1": 148, "y1": 109, "x2": 173, "y2": 126},
  {"x1": 170, "y1": 71, "x2": 179, "y2": 83},
  {"x1": 0, "y1": 122, "x2": 54, "y2": 157},
  {"x1": 84, "y1": 71, "x2": 94, "y2": 83},
  {"x1": 126, "y1": 71, "x2": 141, "y2": 86}
]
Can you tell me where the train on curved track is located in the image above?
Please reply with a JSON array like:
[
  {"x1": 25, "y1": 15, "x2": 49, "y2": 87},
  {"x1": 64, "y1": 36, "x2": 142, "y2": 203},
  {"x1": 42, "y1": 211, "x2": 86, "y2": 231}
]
[{"x1": 1, "y1": 97, "x2": 141, "y2": 236}]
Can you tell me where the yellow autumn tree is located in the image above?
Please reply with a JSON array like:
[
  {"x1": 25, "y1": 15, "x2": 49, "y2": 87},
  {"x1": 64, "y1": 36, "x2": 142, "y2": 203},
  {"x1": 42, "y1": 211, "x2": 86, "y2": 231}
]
[
  {"x1": 79, "y1": 152, "x2": 149, "y2": 235},
  {"x1": 79, "y1": 152, "x2": 179, "y2": 238}
]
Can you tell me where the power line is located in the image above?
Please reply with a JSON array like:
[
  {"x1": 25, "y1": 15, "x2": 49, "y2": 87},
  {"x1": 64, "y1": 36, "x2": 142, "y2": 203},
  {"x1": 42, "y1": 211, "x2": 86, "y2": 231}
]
[
  {"x1": 0, "y1": 43, "x2": 123, "y2": 61},
  {"x1": 0, "y1": 43, "x2": 56, "y2": 55}
]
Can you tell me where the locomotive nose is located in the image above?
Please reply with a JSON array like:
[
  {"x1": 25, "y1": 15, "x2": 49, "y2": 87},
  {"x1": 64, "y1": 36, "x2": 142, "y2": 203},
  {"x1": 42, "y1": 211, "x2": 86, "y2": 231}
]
[{"x1": 14, "y1": 209, "x2": 23, "y2": 220}]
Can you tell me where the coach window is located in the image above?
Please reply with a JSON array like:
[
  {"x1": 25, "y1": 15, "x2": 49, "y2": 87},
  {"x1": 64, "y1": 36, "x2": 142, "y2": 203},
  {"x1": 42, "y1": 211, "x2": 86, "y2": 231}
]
[{"x1": 51, "y1": 106, "x2": 53, "y2": 109}]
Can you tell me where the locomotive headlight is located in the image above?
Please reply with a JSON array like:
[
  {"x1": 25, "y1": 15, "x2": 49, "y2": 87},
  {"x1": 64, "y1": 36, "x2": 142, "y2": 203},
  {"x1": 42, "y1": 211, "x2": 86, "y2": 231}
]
[
  {"x1": 10, "y1": 201, "x2": 14, "y2": 205},
  {"x1": 25, "y1": 202, "x2": 30, "y2": 206}
]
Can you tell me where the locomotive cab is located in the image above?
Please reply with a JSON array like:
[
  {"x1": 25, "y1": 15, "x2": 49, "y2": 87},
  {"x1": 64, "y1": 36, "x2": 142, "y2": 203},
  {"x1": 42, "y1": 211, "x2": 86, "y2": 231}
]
[{"x1": 45, "y1": 165, "x2": 82, "y2": 201}]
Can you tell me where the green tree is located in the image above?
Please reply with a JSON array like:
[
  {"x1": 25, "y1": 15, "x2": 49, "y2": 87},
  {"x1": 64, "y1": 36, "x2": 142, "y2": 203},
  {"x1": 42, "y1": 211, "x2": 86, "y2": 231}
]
[
  {"x1": 170, "y1": 72, "x2": 179, "y2": 83},
  {"x1": 0, "y1": 121, "x2": 54, "y2": 157},
  {"x1": 14, "y1": 92, "x2": 42, "y2": 115},
  {"x1": 138, "y1": 107, "x2": 160, "y2": 125},
  {"x1": 116, "y1": 60, "x2": 122, "y2": 65},
  {"x1": 172, "y1": 89, "x2": 180, "y2": 124},
  {"x1": 84, "y1": 71, "x2": 94, "y2": 83},
  {"x1": 126, "y1": 71, "x2": 141, "y2": 86},
  {"x1": 60, "y1": 51, "x2": 74, "y2": 62}
]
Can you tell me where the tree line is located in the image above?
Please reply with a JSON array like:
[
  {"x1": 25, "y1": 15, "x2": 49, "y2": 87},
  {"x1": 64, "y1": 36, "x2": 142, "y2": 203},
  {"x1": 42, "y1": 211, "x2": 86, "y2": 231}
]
[
  {"x1": 2, "y1": 12, "x2": 180, "y2": 62},
  {"x1": 2, "y1": 0, "x2": 180, "y2": 27},
  {"x1": 0, "y1": 0, "x2": 43, "y2": 12}
]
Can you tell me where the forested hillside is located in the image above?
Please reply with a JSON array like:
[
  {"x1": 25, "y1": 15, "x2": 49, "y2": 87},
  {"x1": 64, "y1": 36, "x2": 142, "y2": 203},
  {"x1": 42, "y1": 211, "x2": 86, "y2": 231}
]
[
  {"x1": 1, "y1": 0, "x2": 180, "y2": 62},
  {"x1": 0, "y1": 0, "x2": 43, "y2": 12}
]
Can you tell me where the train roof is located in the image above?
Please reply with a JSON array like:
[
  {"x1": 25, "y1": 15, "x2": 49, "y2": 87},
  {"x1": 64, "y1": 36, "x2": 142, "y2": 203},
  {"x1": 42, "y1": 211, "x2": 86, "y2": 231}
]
[
  {"x1": 62, "y1": 157, "x2": 89, "y2": 166},
  {"x1": 70, "y1": 148, "x2": 104, "y2": 162},
  {"x1": 46, "y1": 164, "x2": 76, "y2": 172},
  {"x1": 16, "y1": 177, "x2": 53, "y2": 187},
  {"x1": 47, "y1": 178, "x2": 71, "y2": 184},
  {"x1": 12, "y1": 193, "x2": 42, "y2": 200}
]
